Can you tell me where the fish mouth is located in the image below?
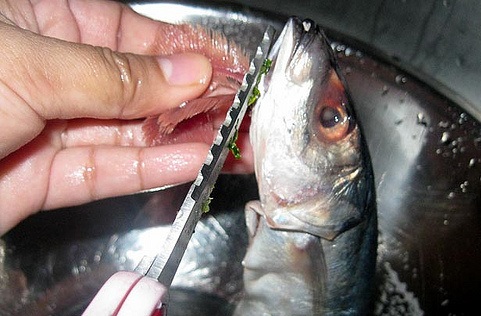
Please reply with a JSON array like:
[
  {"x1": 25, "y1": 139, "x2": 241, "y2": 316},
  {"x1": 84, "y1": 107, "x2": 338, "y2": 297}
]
[
  {"x1": 268, "y1": 17, "x2": 321, "y2": 60},
  {"x1": 261, "y1": 16, "x2": 331, "y2": 95},
  {"x1": 290, "y1": 18, "x2": 322, "y2": 54}
]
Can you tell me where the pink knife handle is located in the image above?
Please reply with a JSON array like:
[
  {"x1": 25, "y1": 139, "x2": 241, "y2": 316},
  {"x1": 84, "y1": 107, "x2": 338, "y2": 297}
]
[{"x1": 82, "y1": 271, "x2": 168, "y2": 316}]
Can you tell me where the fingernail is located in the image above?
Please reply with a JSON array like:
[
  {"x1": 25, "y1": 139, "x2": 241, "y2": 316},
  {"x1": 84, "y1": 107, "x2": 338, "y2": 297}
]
[{"x1": 158, "y1": 53, "x2": 212, "y2": 86}]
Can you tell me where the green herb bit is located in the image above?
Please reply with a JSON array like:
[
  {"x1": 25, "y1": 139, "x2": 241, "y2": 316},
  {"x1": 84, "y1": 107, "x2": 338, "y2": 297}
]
[
  {"x1": 202, "y1": 196, "x2": 213, "y2": 213},
  {"x1": 260, "y1": 58, "x2": 272, "y2": 75},
  {"x1": 228, "y1": 142, "x2": 241, "y2": 159},
  {"x1": 248, "y1": 58, "x2": 272, "y2": 107},
  {"x1": 248, "y1": 86, "x2": 261, "y2": 106},
  {"x1": 228, "y1": 131, "x2": 242, "y2": 159},
  {"x1": 231, "y1": 59, "x2": 272, "y2": 159}
]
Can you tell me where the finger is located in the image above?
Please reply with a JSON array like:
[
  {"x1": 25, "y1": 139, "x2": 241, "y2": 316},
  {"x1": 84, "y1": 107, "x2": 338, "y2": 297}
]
[
  {"x1": 0, "y1": 142, "x2": 210, "y2": 234},
  {"x1": 49, "y1": 119, "x2": 254, "y2": 174},
  {"x1": 0, "y1": 22, "x2": 211, "y2": 158},
  {"x1": 48, "y1": 118, "x2": 254, "y2": 175},
  {"x1": 58, "y1": 118, "x2": 148, "y2": 147},
  {"x1": 43, "y1": 143, "x2": 210, "y2": 210},
  {"x1": 1, "y1": 22, "x2": 212, "y2": 119}
]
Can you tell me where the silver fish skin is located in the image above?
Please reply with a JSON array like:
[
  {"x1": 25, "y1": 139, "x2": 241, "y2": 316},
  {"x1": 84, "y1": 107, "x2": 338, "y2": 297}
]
[{"x1": 234, "y1": 17, "x2": 377, "y2": 316}]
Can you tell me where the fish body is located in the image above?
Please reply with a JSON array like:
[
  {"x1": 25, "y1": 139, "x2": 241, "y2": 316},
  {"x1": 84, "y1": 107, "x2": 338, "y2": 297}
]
[{"x1": 234, "y1": 17, "x2": 377, "y2": 315}]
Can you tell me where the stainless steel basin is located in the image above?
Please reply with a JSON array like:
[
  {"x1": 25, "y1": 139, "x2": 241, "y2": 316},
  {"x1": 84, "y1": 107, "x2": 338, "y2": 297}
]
[{"x1": 1, "y1": 1, "x2": 480, "y2": 315}]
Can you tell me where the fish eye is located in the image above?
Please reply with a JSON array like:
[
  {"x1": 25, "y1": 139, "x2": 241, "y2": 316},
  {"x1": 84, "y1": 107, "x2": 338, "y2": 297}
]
[
  {"x1": 320, "y1": 106, "x2": 343, "y2": 128},
  {"x1": 316, "y1": 103, "x2": 350, "y2": 143}
]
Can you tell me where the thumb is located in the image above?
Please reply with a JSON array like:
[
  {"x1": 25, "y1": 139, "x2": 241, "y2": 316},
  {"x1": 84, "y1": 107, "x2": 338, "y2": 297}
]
[{"x1": 0, "y1": 21, "x2": 211, "y2": 156}]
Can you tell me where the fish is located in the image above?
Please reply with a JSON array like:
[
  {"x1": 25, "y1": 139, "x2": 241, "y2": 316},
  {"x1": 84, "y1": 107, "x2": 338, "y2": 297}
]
[{"x1": 233, "y1": 17, "x2": 377, "y2": 316}]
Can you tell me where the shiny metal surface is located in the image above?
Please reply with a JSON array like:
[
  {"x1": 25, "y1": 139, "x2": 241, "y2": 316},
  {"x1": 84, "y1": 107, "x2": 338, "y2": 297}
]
[{"x1": 1, "y1": 1, "x2": 480, "y2": 315}]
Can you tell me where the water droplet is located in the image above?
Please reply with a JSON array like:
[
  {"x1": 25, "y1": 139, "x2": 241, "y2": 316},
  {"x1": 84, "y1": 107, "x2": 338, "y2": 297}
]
[
  {"x1": 443, "y1": 219, "x2": 449, "y2": 225},
  {"x1": 447, "y1": 192, "x2": 456, "y2": 199},
  {"x1": 469, "y1": 158, "x2": 476, "y2": 167},
  {"x1": 436, "y1": 148, "x2": 442, "y2": 154},
  {"x1": 412, "y1": 267, "x2": 418, "y2": 279},
  {"x1": 395, "y1": 75, "x2": 407, "y2": 84},
  {"x1": 438, "y1": 120, "x2": 450, "y2": 128},
  {"x1": 94, "y1": 251, "x2": 102, "y2": 263},
  {"x1": 344, "y1": 47, "x2": 353, "y2": 56},
  {"x1": 441, "y1": 299, "x2": 449, "y2": 306},
  {"x1": 441, "y1": 132, "x2": 451, "y2": 144},
  {"x1": 458, "y1": 113, "x2": 468, "y2": 125},
  {"x1": 417, "y1": 113, "x2": 428, "y2": 126},
  {"x1": 71, "y1": 266, "x2": 79, "y2": 276}
]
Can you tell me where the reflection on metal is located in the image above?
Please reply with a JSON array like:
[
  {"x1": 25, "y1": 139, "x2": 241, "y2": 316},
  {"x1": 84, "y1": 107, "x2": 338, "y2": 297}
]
[{"x1": 1, "y1": 1, "x2": 480, "y2": 315}]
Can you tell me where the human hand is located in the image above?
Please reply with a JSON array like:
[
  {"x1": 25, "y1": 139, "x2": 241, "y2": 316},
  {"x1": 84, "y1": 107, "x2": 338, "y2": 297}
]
[{"x1": 0, "y1": 0, "x2": 252, "y2": 234}]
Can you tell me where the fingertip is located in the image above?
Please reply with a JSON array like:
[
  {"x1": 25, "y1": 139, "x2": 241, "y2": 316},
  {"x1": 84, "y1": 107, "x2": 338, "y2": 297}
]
[{"x1": 120, "y1": 52, "x2": 213, "y2": 118}]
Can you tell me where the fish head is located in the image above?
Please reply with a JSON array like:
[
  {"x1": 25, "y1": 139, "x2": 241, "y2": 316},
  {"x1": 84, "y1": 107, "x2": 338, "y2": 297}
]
[{"x1": 250, "y1": 17, "x2": 374, "y2": 240}]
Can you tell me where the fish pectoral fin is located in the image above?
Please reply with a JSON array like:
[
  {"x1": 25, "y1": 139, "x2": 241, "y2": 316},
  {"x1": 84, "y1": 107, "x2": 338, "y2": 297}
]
[{"x1": 264, "y1": 202, "x2": 364, "y2": 240}]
